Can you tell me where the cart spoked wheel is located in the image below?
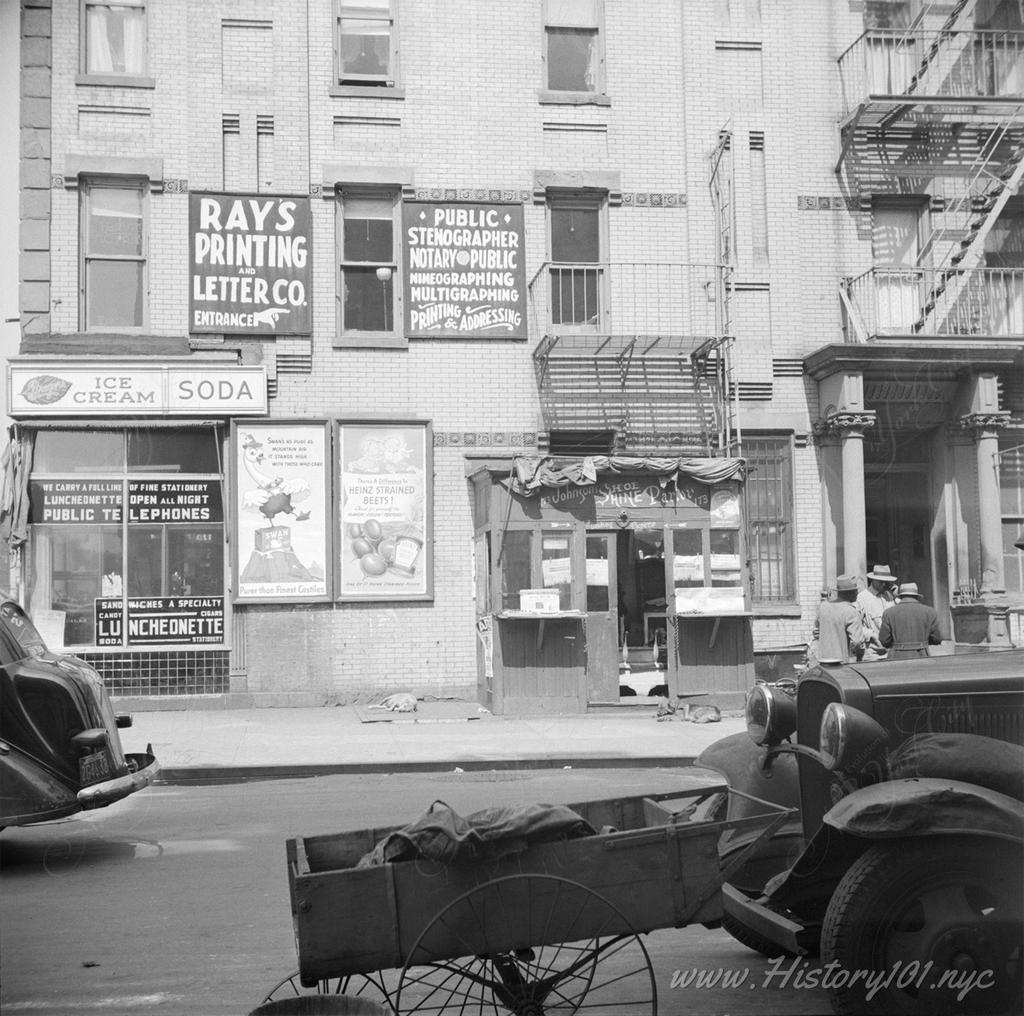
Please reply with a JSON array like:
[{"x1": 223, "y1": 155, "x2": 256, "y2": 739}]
[
  {"x1": 395, "y1": 874, "x2": 657, "y2": 1015},
  {"x1": 262, "y1": 969, "x2": 398, "y2": 1013}
]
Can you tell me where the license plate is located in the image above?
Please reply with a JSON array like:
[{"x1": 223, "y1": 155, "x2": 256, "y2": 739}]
[{"x1": 79, "y1": 750, "x2": 111, "y2": 785}]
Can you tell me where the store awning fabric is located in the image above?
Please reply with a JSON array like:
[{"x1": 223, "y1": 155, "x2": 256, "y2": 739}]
[
  {"x1": 0, "y1": 427, "x2": 34, "y2": 549},
  {"x1": 507, "y1": 455, "x2": 745, "y2": 496}
]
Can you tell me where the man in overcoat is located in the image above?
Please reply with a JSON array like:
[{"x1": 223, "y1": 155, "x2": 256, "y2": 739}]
[{"x1": 878, "y1": 582, "x2": 942, "y2": 660}]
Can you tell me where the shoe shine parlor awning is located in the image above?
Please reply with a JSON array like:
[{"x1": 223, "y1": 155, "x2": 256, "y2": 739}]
[{"x1": 504, "y1": 455, "x2": 746, "y2": 497}]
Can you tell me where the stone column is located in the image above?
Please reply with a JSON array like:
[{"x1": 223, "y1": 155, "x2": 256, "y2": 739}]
[
  {"x1": 958, "y1": 411, "x2": 1011, "y2": 595},
  {"x1": 814, "y1": 410, "x2": 876, "y2": 581}
]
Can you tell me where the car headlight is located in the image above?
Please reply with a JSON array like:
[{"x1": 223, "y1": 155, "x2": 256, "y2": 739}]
[
  {"x1": 819, "y1": 703, "x2": 888, "y2": 771},
  {"x1": 745, "y1": 684, "x2": 797, "y2": 746}
]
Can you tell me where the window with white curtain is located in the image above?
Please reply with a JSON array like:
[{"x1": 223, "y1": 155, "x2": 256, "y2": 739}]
[
  {"x1": 335, "y1": 0, "x2": 398, "y2": 86},
  {"x1": 83, "y1": 1, "x2": 147, "y2": 76},
  {"x1": 543, "y1": 0, "x2": 605, "y2": 94}
]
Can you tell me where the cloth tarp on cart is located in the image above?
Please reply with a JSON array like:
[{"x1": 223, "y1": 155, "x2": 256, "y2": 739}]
[{"x1": 357, "y1": 799, "x2": 597, "y2": 868}]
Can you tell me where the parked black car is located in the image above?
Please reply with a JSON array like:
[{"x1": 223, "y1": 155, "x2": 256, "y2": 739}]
[
  {"x1": 0, "y1": 596, "x2": 157, "y2": 828},
  {"x1": 696, "y1": 649, "x2": 1024, "y2": 1015}
]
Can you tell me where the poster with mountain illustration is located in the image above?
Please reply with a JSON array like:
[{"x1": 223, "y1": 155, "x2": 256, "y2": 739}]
[{"x1": 233, "y1": 421, "x2": 331, "y2": 602}]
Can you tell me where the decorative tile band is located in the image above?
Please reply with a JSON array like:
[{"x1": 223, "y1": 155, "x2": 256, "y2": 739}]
[
  {"x1": 797, "y1": 195, "x2": 858, "y2": 210},
  {"x1": 434, "y1": 431, "x2": 537, "y2": 448},
  {"x1": 621, "y1": 192, "x2": 687, "y2": 206},
  {"x1": 50, "y1": 174, "x2": 685, "y2": 208},
  {"x1": 308, "y1": 184, "x2": 686, "y2": 206}
]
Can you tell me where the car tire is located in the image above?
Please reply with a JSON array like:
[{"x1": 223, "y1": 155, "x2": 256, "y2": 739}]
[
  {"x1": 821, "y1": 836, "x2": 1023, "y2": 1015},
  {"x1": 721, "y1": 911, "x2": 793, "y2": 958}
]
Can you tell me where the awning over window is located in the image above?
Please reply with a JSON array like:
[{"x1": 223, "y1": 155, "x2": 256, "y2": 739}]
[{"x1": 506, "y1": 454, "x2": 745, "y2": 496}]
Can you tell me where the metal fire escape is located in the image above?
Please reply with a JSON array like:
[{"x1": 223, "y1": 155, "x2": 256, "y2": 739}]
[
  {"x1": 696, "y1": 127, "x2": 740, "y2": 456},
  {"x1": 529, "y1": 155, "x2": 737, "y2": 457},
  {"x1": 836, "y1": 0, "x2": 1024, "y2": 343}
]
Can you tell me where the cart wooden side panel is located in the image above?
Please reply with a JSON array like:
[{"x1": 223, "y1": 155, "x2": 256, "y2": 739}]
[{"x1": 289, "y1": 787, "x2": 727, "y2": 985}]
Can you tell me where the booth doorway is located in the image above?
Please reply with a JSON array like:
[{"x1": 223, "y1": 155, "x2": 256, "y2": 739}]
[{"x1": 588, "y1": 528, "x2": 671, "y2": 700}]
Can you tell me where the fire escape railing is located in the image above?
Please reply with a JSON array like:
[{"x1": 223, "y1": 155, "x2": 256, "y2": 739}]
[
  {"x1": 841, "y1": 267, "x2": 1024, "y2": 341},
  {"x1": 839, "y1": 28, "x2": 1024, "y2": 115},
  {"x1": 528, "y1": 262, "x2": 726, "y2": 341}
]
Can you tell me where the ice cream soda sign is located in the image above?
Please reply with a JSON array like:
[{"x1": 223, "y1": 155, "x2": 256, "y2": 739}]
[
  {"x1": 190, "y1": 192, "x2": 312, "y2": 335},
  {"x1": 403, "y1": 202, "x2": 527, "y2": 339},
  {"x1": 8, "y1": 363, "x2": 268, "y2": 416}
]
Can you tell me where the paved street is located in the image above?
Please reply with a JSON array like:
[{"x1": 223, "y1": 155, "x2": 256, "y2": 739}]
[{"x1": 0, "y1": 768, "x2": 831, "y2": 1016}]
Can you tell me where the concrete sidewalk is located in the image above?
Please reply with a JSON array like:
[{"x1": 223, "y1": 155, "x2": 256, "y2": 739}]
[{"x1": 115, "y1": 699, "x2": 747, "y2": 782}]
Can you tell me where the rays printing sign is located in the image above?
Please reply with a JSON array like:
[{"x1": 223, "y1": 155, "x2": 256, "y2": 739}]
[{"x1": 189, "y1": 192, "x2": 313, "y2": 335}]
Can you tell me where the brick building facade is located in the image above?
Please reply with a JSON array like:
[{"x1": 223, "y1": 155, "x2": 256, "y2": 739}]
[{"x1": 10, "y1": 0, "x2": 1024, "y2": 708}]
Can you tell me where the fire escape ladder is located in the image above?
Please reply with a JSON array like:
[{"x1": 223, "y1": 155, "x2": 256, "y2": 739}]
[
  {"x1": 918, "y1": 116, "x2": 1018, "y2": 264},
  {"x1": 913, "y1": 121, "x2": 1024, "y2": 333},
  {"x1": 707, "y1": 126, "x2": 740, "y2": 456},
  {"x1": 878, "y1": 0, "x2": 975, "y2": 130},
  {"x1": 906, "y1": 0, "x2": 974, "y2": 94}
]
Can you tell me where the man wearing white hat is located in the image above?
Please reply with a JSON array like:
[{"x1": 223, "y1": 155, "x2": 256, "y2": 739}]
[
  {"x1": 856, "y1": 565, "x2": 898, "y2": 661},
  {"x1": 879, "y1": 582, "x2": 942, "y2": 660}
]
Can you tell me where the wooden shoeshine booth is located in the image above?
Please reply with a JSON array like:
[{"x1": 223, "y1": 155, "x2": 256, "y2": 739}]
[{"x1": 468, "y1": 456, "x2": 754, "y2": 715}]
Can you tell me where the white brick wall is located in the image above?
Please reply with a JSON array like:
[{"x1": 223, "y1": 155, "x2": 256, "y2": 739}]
[{"x1": 39, "y1": 2, "x2": 908, "y2": 696}]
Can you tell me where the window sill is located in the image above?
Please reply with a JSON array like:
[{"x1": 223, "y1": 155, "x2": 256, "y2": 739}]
[
  {"x1": 76, "y1": 73, "x2": 156, "y2": 89},
  {"x1": 330, "y1": 84, "x2": 405, "y2": 100},
  {"x1": 333, "y1": 333, "x2": 408, "y2": 350},
  {"x1": 537, "y1": 90, "x2": 610, "y2": 106},
  {"x1": 752, "y1": 603, "x2": 804, "y2": 618}
]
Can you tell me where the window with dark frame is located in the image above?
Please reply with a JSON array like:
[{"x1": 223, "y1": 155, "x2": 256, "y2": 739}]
[
  {"x1": 81, "y1": 179, "x2": 146, "y2": 331},
  {"x1": 83, "y1": 0, "x2": 147, "y2": 76},
  {"x1": 337, "y1": 189, "x2": 399, "y2": 340},
  {"x1": 336, "y1": 0, "x2": 397, "y2": 86},
  {"x1": 543, "y1": 0, "x2": 605, "y2": 94},
  {"x1": 548, "y1": 193, "x2": 605, "y2": 329},
  {"x1": 743, "y1": 436, "x2": 796, "y2": 603}
]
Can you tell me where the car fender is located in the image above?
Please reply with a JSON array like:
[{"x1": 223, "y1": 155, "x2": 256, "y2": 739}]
[
  {"x1": 824, "y1": 777, "x2": 1024, "y2": 844},
  {"x1": 695, "y1": 732, "x2": 805, "y2": 893},
  {"x1": 0, "y1": 742, "x2": 80, "y2": 827}
]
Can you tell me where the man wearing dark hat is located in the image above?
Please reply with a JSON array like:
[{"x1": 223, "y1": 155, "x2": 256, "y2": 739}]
[
  {"x1": 811, "y1": 575, "x2": 866, "y2": 665},
  {"x1": 857, "y1": 564, "x2": 898, "y2": 661},
  {"x1": 879, "y1": 582, "x2": 942, "y2": 660}
]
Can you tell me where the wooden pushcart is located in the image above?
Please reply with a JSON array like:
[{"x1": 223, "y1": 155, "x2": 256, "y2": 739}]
[{"x1": 262, "y1": 777, "x2": 793, "y2": 1014}]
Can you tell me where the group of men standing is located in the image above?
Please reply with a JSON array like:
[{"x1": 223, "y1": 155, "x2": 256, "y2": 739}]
[{"x1": 811, "y1": 564, "x2": 943, "y2": 665}]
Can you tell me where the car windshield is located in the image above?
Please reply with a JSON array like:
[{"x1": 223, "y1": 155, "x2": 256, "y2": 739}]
[{"x1": 0, "y1": 601, "x2": 48, "y2": 660}]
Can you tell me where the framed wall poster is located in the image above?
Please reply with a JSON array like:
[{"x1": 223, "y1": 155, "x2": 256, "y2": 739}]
[
  {"x1": 231, "y1": 421, "x2": 332, "y2": 602},
  {"x1": 336, "y1": 421, "x2": 433, "y2": 601}
]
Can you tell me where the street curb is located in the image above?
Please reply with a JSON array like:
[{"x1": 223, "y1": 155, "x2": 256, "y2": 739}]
[{"x1": 155, "y1": 755, "x2": 702, "y2": 784}]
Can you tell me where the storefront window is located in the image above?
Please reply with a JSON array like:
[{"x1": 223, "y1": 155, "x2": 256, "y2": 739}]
[
  {"x1": 710, "y1": 529, "x2": 742, "y2": 587},
  {"x1": 501, "y1": 530, "x2": 533, "y2": 610},
  {"x1": 585, "y1": 535, "x2": 610, "y2": 612},
  {"x1": 34, "y1": 430, "x2": 122, "y2": 472},
  {"x1": 27, "y1": 428, "x2": 225, "y2": 649},
  {"x1": 672, "y1": 529, "x2": 704, "y2": 590},
  {"x1": 541, "y1": 532, "x2": 572, "y2": 609},
  {"x1": 672, "y1": 524, "x2": 747, "y2": 614}
]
